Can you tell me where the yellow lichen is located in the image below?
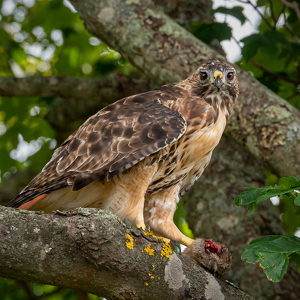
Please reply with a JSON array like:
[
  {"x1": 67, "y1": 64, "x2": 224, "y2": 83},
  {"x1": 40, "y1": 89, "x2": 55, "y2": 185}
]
[
  {"x1": 144, "y1": 243, "x2": 155, "y2": 256},
  {"x1": 152, "y1": 264, "x2": 155, "y2": 270},
  {"x1": 161, "y1": 241, "x2": 172, "y2": 260},
  {"x1": 143, "y1": 230, "x2": 164, "y2": 241},
  {"x1": 125, "y1": 234, "x2": 134, "y2": 250},
  {"x1": 148, "y1": 273, "x2": 155, "y2": 279},
  {"x1": 144, "y1": 282, "x2": 148, "y2": 286}
]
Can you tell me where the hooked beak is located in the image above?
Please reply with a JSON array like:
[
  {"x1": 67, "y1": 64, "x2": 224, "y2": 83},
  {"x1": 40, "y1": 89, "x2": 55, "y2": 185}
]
[{"x1": 214, "y1": 71, "x2": 223, "y2": 91}]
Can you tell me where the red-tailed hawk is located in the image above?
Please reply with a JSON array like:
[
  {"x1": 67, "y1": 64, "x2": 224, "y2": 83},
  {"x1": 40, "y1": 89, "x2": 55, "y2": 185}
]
[{"x1": 7, "y1": 60, "x2": 238, "y2": 273}]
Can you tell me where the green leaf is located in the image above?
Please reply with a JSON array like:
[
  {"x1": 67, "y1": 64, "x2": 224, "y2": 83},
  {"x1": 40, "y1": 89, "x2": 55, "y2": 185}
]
[
  {"x1": 294, "y1": 193, "x2": 300, "y2": 206},
  {"x1": 212, "y1": 6, "x2": 247, "y2": 24},
  {"x1": 241, "y1": 34, "x2": 275, "y2": 60},
  {"x1": 235, "y1": 177, "x2": 300, "y2": 210},
  {"x1": 247, "y1": 202, "x2": 258, "y2": 214},
  {"x1": 234, "y1": 186, "x2": 269, "y2": 206},
  {"x1": 242, "y1": 235, "x2": 300, "y2": 282},
  {"x1": 278, "y1": 176, "x2": 300, "y2": 190},
  {"x1": 190, "y1": 22, "x2": 232, "y2": 44},
  {"x1": 241, "y1": 34, "x2": 263, "y2": 61},
  {"x1": 256, "y1": 0, "x2": 268, "y2": 6},
  {"x1": 241, "y1": 31, "x2": 290, "y2": 61}
]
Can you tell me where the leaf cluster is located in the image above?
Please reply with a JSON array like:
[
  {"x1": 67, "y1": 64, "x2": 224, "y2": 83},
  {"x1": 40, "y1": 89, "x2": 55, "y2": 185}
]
[
  {"x1": 236, "y1": 0, "x2": 300, "y2": 110},
  {"x1": 235, "y1": 176, "x2": 300, "y2": 213},
  {"x1": 0, "y1": 0, "x2": 136, "y2": 184},
  {"x1": 235, "y1": 176, "x2": 300, "y2": 282}
]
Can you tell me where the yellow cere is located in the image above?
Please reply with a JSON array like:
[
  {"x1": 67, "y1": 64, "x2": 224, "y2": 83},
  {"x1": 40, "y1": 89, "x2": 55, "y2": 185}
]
[
  {"x1": 213, "y1": 70, "x2": 223, "y2": 79},
  {"x1": 125, "y1": 234, "x2": 134, "y2": 250}
]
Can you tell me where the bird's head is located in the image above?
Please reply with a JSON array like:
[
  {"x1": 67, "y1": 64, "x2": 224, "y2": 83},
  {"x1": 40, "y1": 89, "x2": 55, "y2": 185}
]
[{"x1": 189, "y1": 60, "x2": 239, "y2": 110}]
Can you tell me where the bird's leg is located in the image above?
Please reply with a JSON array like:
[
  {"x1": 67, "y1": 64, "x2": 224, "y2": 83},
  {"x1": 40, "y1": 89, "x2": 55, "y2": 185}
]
[
  {"x1": 144, "y1": 184, "x2": 193, "y2": 246},
  {"x1": 144, "y1": 184, "x2": 231, "y2": 276}
]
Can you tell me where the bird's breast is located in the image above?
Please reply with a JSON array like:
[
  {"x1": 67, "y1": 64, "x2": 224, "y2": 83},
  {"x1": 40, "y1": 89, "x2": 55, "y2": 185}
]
[
  {"x1": 147, "y1": 109, "x2": 227, "y2": 194},
  {"x1": 182, "y1": 111, "x2": 227, "y2": 162}
]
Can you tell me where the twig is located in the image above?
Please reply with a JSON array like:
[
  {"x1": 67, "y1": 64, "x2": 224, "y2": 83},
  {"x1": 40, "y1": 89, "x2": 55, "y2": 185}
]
[
  {"x1": 237, "y1": 0, "x2": 275, "y2": 29},
  {"x1": 17, "y1": 281, "x2": 36, "y2": 300},
  {"x1": 285, "y1": 91, "x2": 300, "y2": 101},
  {"x1": 36, "y1": 287, "x2": 64, "y2": 300},
  {"x1": 283, "y1": 8, "x2": 300, "y2": 42},
  {"x1": 277, "y1": 4, "x2": 287, "y2": 24},
  {"x1": 268, "y1": 0, "x2": 286, "y2": 28},
  {"x1": 268, "y1": 0, "x2": 278, "y2": 27},
  {"x1": 232, "y1": 35, "x2": 242, "y2": 49},
  {"x1": 278, "y1": 0, "x2": 300, "y2": 22},
  {"x1": 251, "y1": 58, "x2": 299, "y2": 85}
]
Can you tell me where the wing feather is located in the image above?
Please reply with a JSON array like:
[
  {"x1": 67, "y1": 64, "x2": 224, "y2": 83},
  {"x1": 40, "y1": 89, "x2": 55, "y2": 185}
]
[{"x1": 7, "y1": 89, "x2": 186, "y2": 208}]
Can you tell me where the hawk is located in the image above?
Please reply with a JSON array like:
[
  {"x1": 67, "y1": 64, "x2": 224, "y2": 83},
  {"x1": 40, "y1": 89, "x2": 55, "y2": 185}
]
[{"x1": 7, "y1": 60, "x2": 238, "y2": 272}]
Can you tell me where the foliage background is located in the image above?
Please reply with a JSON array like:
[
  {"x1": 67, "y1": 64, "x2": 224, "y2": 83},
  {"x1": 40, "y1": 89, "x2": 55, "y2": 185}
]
[{"x1": 0, "y1": 0, "x2": 299, "y2": 298}]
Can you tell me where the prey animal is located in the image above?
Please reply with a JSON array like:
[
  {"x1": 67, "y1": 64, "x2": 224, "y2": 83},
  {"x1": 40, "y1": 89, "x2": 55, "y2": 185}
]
[{"x1": 7, "y1": 60, "x2": 239, "y2": 274}]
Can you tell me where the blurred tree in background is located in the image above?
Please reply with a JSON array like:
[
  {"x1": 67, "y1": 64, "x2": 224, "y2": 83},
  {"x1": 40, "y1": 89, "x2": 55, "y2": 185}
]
[{"x1": 0, "y1": 0, "x2": 299, "y2": 299}]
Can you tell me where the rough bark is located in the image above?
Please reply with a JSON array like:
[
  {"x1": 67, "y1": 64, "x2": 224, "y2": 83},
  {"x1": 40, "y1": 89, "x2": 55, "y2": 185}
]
[
  {"x1": 0, "y1": 72, "x2": 154, "y2": 102},
  {"x1": 183, "y1": 135, "x2": 300, "y2": 300},
  {"x1": 70, "y1": 0, "x2": 300, "y2": 178},
  {"x1": 0, "y1": 206, "x2": 254, "y2": 300}
]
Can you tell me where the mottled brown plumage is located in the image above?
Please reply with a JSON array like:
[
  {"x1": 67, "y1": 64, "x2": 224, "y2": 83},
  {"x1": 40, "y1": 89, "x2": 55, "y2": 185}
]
[{"x1": 7, "y1": 60, "x2": 239, "y2": 274}]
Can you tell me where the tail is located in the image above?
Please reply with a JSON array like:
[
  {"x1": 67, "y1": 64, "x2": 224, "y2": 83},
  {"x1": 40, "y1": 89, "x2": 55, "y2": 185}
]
[{"x1": 6, "y1": 191, "x2": 49, "y2": 210}]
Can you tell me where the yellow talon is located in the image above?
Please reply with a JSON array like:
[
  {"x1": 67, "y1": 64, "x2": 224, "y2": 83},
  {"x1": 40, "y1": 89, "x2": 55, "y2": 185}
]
[
  {"x1": 136, "y1": 222, "x2": 146, "y2": 230},
  {"x1": 161, "y1": 237, "x2": 171, "y2": 244},
  {"x1": 181, "y1": 237, "x2": 194, "y2": 246}
]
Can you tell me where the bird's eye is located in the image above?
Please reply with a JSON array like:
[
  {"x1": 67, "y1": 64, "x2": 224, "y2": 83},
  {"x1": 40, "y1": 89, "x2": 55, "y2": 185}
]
[
  {"x1": 199, "y1": 72, "x2": 208, "y2": 81},
  {"x1": 227, "y1": 72, "x2": 234, "y2": 80}
]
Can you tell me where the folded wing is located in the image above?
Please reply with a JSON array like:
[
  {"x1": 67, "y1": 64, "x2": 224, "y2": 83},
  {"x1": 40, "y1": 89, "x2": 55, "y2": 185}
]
[{"x1": 6, "y1": 90, "x2": 187, "y2": 208}]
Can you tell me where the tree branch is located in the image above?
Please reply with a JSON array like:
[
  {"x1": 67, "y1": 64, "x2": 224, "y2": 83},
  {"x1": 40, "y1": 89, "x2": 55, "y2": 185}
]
[
  {"x1": 0, "y1": 206, "x2": 253, "y2": 300},
  {"x1": 0, "y1": 72, "x2": 153, "y2": 101},
  {"x1": 44, "y1": 72, "x2": 154, "y2": 143},
  {"x1": 70, "y1": 0, "x2": 300, "y2": 178},
  {"x1": 251, "y1": 58, "x2": 299, "y2": 84}
]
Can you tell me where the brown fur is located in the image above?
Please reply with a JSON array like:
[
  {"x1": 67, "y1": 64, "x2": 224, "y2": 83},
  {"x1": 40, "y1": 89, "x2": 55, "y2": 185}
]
[{"x1": 182, "y1": 238, "x2": 232, "y2": 276}]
